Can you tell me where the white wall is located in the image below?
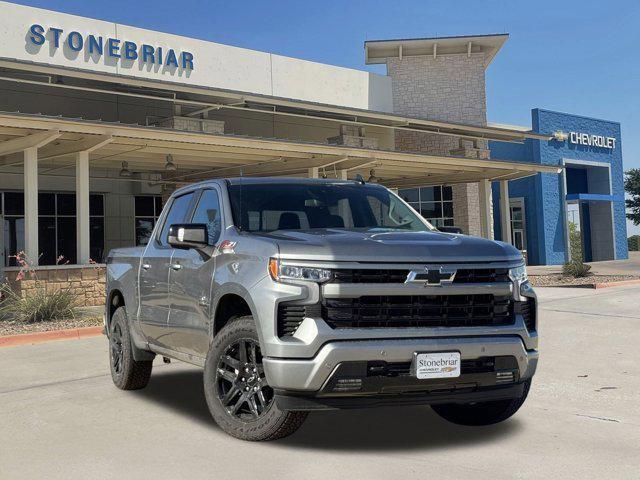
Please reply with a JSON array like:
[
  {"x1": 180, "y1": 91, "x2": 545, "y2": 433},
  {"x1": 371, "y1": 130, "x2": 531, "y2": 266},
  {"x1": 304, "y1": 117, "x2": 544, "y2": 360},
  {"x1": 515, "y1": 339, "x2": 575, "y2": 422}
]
[{"x1": 0, "y1": 1, "x2": 393, "y2": 112}]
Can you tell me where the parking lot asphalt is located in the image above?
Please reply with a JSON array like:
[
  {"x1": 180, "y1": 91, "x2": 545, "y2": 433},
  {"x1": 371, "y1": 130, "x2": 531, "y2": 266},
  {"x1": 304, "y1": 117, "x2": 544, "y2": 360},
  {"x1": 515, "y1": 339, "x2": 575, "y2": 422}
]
[{"x1": 1, "y1": 285, "x2": 639, "y2": 479}]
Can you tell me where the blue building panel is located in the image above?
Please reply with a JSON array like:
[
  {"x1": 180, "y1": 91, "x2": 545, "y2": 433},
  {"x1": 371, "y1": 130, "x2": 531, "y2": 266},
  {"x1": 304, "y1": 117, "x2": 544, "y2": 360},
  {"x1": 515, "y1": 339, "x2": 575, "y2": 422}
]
[{"x1": 491, "y1": 108, "x2": 628, "y2": 265}]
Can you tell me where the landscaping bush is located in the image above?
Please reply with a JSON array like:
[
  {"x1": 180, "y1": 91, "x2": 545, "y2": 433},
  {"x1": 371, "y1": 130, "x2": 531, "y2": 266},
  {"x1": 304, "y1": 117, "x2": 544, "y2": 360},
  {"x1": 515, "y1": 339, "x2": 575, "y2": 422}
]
[
  {"x1": 0, "y1": 283, "x2": 79, "y2": 323},
  {"x1": 629, "y1": 235, "x2": 640, "y2": 252},
  {"x1": 562, "y1": 261, "x2": 592, "y2": 278}
]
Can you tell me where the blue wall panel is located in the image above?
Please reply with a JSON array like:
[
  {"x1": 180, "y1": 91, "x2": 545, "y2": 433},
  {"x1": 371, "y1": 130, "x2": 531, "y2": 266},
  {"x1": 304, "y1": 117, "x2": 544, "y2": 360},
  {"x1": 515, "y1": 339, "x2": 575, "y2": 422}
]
[{"x1": 490, "y1": 108, "x2": 628, "y2": 265}]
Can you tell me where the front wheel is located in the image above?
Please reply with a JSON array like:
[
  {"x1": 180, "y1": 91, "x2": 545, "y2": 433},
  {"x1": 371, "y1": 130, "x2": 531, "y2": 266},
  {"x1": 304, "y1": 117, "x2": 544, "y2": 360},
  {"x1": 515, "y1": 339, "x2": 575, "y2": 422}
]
[
  {"x1": 203, "y1": 316, "x2": 307, "y2": 441},
  {"x1": 432, "y1": 379, "x2": 532, "y2": 426}
]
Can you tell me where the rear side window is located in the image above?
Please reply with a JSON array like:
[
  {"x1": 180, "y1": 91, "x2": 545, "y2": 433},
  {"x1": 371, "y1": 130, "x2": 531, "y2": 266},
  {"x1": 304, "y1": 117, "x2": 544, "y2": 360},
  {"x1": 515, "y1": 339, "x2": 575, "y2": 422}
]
[
  {"x1": 191, "y1": 189, "x2": 222, "y2": 245},
  {"x1": 159, "y1": 192, "x2": 195, "y2": 246}
]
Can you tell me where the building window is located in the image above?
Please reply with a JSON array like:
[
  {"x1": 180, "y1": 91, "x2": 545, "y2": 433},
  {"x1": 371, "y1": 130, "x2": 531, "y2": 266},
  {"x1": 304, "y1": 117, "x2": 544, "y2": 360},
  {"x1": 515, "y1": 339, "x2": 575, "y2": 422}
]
[
  {"x1": 1, "y1": 192, "x2": 105, "y2": 266},
  {"x1": 398, "y1": 186, "x2": 454, "y2": 227},
  {"x1": 135, "y1": 196, "x2": 163, "y2": 246}
]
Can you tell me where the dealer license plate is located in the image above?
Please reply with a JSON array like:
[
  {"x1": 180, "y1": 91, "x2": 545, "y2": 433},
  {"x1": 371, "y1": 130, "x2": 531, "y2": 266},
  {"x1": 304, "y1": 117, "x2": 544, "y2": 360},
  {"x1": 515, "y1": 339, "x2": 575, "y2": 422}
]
[{"x1": 413, "y1": 352, "x2": 461, "y2": 379}]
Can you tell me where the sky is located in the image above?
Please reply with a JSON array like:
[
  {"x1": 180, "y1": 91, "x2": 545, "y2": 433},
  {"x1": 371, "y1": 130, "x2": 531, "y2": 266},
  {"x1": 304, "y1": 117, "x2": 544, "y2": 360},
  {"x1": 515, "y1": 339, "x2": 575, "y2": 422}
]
[{"x1": 8, "y1": 0, "x2": 640, "y2": 234}]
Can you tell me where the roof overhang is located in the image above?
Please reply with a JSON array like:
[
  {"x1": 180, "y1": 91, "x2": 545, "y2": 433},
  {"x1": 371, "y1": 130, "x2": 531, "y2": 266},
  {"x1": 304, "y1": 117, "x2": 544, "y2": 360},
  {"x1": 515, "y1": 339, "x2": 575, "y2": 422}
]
[
  {"x1": 0, "y1": 58, "x2": 549, "y2": 144},
  {"x1": 0, "y1": 111, "x2": 561, "y2": 188},
  {"x1": 365, "y1": 34, "x2": 509, "y2": 68}
]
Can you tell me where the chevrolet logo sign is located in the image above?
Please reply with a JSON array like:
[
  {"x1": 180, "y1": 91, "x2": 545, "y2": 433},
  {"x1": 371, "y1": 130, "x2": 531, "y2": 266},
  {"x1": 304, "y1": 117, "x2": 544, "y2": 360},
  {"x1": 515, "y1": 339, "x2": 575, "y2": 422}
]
[{"x1": 406, "y1": 266, "x2": 457, "y2": 286}]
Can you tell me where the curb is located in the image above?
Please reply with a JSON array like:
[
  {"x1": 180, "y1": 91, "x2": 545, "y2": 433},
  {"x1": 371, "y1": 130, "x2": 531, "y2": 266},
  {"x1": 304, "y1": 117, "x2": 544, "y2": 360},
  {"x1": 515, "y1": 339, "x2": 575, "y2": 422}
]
[
  {"x1": 0, "y1": 326, "x2": 103, "y2": 348},
  {"x1": 535, "y1": 279, "x2": 640, "y2": 289},
  {"x1": 591, "y1": 279, "x2": 640, "y2": 289}
]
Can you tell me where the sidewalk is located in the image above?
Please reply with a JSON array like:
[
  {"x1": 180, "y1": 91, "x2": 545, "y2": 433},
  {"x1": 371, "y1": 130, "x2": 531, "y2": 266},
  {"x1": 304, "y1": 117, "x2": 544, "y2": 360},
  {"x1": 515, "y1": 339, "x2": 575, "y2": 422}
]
[{"x1": 528, "y1": 251, "x2": 640, "y2": 276}]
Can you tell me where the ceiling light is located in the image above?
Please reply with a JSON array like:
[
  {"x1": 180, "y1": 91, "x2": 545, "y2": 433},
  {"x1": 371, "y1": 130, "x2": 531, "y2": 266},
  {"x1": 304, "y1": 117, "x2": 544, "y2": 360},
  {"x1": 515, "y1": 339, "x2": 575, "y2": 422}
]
[
  {"x1": 119, "y1": 161, "x2": 132, "y2": 177},
  {"x1": 165, "y1": 154, "x2": 177, "y2": 171}
]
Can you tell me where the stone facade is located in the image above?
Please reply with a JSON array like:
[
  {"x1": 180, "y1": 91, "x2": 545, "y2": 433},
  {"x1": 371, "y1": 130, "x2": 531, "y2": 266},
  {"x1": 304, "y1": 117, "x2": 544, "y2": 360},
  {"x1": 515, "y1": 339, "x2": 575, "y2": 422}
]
[
  {"x1": 387, "y1": 53, "x2": 493, "y2": 236},
  {"x1": 5, "y1": 266, "x2": 106, "y2": 307}
]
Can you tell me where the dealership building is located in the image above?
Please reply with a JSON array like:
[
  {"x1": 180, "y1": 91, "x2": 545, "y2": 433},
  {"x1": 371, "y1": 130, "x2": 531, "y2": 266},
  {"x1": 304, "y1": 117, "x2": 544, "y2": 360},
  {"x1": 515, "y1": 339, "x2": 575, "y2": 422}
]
[{"x1": 0, "y1": 1, "x2": 628, "y2": 305}]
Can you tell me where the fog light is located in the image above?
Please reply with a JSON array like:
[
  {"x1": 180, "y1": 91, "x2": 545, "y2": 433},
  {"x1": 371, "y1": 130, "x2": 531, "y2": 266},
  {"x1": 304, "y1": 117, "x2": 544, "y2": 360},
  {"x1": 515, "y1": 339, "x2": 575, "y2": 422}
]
[
  {"x1": 496, "y1": 371, "x2": 515, "y2": 384},
  {"x1": 333, "y1": 378, "x2": 362, "y2": 393}
]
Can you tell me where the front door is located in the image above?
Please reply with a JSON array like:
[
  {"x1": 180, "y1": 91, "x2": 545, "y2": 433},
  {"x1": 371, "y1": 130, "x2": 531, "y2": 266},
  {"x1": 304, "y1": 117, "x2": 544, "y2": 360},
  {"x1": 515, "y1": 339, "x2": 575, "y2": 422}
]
[
  {"x1": 167, "y1": 188, "x2": 223, "y2": 357},
  {"x1": 139, "y1": 191, "x2": 197, "y2": 347}
]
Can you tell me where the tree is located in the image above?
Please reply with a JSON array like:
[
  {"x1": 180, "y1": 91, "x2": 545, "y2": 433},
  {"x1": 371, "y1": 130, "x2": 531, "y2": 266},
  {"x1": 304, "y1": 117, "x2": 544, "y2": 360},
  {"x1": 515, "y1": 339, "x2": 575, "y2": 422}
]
[{"x1": 625, "y1": 169, "x2": 640, "y2": 225}]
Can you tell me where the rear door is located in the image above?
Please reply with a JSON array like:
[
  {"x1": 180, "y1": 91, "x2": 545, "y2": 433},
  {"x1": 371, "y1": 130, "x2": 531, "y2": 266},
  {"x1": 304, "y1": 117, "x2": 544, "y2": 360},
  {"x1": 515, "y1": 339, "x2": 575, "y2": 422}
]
[
  {"x1": 167, "y1": 187, "x2": 223, "y2": 357},
  {"x1": 138, "y1": 191, "x2": 196, "y2": 347}
]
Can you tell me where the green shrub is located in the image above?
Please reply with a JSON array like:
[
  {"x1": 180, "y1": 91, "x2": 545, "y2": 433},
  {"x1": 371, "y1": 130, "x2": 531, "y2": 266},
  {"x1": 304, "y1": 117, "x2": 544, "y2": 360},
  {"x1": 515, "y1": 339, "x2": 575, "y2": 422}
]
[
  {"x1": 562, "y1": 261, "x2": 592, "y2": 278},
  {"x1": 568, "y1": 221, "x2": 583, "y2": 261},
  {"x1": 0, "y1": 284, "x2": 78, "y2": 323},
  {"x1": 629, "y1": 235, "x2": 640, "y2": 252}
]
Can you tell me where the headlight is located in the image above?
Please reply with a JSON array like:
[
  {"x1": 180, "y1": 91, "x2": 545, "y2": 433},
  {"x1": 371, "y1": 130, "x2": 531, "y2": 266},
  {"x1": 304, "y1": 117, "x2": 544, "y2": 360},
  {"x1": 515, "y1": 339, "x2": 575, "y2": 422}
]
[
  {"x1": 269, "y1": 258, "x2": 332, "y2": 283},
  {"x1": 509, "y1": 264, "x2": 528, "y2": 283}
]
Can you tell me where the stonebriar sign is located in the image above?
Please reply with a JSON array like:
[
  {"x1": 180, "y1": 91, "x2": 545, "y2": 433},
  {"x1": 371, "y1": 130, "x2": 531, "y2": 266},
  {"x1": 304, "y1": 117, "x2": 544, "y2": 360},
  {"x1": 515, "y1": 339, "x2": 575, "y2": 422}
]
[{"x1": 28, "y1": 24, "x2": 195, "y2": 70}]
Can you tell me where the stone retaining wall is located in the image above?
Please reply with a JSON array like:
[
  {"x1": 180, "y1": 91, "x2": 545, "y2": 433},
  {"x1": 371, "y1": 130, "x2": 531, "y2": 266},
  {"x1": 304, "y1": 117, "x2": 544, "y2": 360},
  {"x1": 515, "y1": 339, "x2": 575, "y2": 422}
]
[{"x1": 4, "y1": 266, "x2": 106, "y2": 307}]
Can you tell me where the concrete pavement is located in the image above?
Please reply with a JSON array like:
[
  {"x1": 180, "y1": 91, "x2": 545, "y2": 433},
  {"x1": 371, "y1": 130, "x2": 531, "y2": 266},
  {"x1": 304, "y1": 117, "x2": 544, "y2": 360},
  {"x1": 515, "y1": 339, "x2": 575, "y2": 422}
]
[{"x1": 1, "y1": 285, "x2": 639, "y2": 479}]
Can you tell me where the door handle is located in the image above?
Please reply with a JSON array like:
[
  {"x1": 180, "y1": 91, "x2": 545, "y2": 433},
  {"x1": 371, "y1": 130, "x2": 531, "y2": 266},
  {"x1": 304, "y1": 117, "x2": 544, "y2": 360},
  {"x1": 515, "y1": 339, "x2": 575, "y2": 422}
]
[
  {"x1": 170, "y1": 263, "x2": 182, "y2": 271},
  {"x1": 141, "y1": 263, "x2": 151, "y2": 270}
]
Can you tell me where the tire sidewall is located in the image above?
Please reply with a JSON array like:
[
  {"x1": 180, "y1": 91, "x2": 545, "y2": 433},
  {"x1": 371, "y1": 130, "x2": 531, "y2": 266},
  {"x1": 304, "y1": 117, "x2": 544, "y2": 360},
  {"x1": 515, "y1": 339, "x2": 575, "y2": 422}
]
[{"x1": 109, "y1": 307, "x2": 133, "y2": 388}]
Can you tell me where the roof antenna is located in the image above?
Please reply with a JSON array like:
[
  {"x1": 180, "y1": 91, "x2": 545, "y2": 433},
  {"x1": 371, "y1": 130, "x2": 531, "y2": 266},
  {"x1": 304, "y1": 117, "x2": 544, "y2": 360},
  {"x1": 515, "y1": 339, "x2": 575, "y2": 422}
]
[{"x1": 355, "y1": 173, "x2": 366, "y2": 185}]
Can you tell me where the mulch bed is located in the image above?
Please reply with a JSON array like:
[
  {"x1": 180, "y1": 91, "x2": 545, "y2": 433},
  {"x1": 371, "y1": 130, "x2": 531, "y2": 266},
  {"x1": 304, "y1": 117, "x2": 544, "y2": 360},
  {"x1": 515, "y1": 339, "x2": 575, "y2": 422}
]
[
  {"x1": 529, "y1": 275, "x2": 640, "y2": 287},
  {"x1": 0, "y1": 316, "x2": 103, "y2": 336}
]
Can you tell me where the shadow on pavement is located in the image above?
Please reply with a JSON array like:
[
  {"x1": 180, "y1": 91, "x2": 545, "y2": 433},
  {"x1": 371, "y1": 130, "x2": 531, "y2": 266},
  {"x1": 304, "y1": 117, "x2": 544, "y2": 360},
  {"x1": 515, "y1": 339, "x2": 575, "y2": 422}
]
[
  {"x1": 135, "y1": 368, "x2": 523, "y2": 451},
  {"x1": 134, "y1": 368, "x2": 218, "y2": 429}
]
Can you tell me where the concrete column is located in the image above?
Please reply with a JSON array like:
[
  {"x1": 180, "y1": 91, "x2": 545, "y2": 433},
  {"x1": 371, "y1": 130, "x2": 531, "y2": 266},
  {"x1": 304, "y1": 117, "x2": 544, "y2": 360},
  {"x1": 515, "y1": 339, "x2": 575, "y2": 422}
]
[
  {"x1": 23, "y1": 147, "x2": 39, "y2": 265},
  {"x1": 307, "y1": 167, "x2": 319, "y2": 178},
  {"x1": 76, "y1": 151, "x2": 90, "y2": 264},
  {"x1": 338, "y1": 169, "x2": 348, "y2": 180},
  {"x1": 499, "y1": 180, "x2": 512, "y2": 245},
  {"x1": 478, "y1": 179, "x2": 494, "y2": 240}
]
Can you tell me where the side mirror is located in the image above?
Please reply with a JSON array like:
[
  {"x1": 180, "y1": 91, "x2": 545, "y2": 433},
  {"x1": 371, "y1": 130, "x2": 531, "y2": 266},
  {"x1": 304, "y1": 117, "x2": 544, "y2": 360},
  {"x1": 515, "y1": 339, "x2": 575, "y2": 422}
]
[
  {"x1": 438, "y1": 226, "x2": 463, "y2": 234},
  {"x1": 167, "y1": 223, "x2": 209, "y2": 249}
]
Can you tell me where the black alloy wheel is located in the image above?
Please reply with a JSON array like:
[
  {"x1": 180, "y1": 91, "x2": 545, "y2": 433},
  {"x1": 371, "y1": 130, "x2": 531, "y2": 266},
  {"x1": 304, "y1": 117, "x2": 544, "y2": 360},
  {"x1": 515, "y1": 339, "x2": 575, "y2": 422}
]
[
  {"x1": 110, "y1": 322, "x2": 124, "y2": 376},
  {"x1": 216, "y1": 338, "x2": 274, "y2": 419}
]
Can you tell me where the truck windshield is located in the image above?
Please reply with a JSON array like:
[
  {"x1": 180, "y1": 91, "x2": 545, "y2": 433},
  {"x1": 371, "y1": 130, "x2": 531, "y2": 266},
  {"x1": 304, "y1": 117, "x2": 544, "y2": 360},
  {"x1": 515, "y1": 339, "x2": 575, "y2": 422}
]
[{"x1": 228, "y1": 182, "x2": 433, "y2": 233}]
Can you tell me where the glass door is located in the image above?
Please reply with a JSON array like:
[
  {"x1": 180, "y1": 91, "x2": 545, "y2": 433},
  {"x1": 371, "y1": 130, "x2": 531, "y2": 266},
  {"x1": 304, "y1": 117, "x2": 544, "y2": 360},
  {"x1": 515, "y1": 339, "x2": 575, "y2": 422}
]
[{"x1": 509, "y1": 199, "x2": 527, "y2": 261}]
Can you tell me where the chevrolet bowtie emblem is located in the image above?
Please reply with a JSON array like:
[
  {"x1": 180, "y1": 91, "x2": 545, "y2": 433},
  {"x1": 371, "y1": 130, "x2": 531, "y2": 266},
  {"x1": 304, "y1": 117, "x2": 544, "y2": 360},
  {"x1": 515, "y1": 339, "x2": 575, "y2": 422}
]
[{"x1": 405, "y1": 267, "x2": 457, "y2": 286}]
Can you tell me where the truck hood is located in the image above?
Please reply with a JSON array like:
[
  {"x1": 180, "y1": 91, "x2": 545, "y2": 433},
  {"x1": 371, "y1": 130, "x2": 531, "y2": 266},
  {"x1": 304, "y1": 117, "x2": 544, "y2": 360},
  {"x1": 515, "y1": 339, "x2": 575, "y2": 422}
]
[{"x1": 256, "y1": 229, "x2": 522, "y2": 264}]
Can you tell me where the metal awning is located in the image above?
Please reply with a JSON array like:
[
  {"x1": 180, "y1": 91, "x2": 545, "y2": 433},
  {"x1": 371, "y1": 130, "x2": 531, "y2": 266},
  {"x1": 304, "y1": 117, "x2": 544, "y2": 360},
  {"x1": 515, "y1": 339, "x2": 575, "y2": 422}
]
[
  {"x1": 0, "y1": 58, "x2": 550, "y2": 144},
  {"x1": 0, "y1": 111, "x2": 561, "y2": 188}
]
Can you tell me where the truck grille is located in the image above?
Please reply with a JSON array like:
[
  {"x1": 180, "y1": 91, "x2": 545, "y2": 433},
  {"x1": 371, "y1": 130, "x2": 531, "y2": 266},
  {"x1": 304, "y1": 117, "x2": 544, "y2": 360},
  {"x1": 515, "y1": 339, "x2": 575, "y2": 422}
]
[
  {"x1": 331, "y1": 268, "x2": 510, "y2": 284},
  {"x1": 321, "y1": 294, "x2": 514, "y2": 329}
]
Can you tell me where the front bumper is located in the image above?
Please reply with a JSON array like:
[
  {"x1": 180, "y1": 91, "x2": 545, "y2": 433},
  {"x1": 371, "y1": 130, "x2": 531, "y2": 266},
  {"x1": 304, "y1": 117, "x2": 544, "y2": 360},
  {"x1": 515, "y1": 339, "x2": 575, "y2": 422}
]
[
  {"x1": 263, "y1": 335, "x2": 538, "y2": 393},
  {"x1": 275, "y1": 383, "x2": 528, "y2": 411}
]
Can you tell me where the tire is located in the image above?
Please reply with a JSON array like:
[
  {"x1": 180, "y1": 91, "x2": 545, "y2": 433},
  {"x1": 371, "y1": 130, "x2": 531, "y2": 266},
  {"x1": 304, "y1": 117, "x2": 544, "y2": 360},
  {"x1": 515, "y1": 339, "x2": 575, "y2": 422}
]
[
  {"x1": 109, "y1": 306, "x2": 153, "y2": 390},
  {"x1": 203, "y1": 316, "x2": 307, "y2": 441},
  {"x1": 432, "y1": 379, "x2": 532, "y2": 426}
]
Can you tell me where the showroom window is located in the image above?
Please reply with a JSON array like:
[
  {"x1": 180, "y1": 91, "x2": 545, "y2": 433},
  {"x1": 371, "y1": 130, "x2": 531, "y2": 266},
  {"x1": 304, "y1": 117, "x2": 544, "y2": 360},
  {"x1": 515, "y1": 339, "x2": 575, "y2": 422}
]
[
  {"x1": 135, "y1": 196, "x2": 163, "y2": 246},
  {"x1": 398, "y1": 186, "x2": 454, "y2": 227},
  {"x1": 1, "y1": 192, "x2": 105, "y2": 266}
]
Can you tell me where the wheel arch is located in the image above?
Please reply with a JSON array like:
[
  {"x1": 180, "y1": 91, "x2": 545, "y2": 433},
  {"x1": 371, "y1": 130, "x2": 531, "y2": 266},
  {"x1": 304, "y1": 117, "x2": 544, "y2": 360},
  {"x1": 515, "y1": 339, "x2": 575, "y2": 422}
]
[{"x1": 210, "y1": 284, "x2": 260, "y2": 340}]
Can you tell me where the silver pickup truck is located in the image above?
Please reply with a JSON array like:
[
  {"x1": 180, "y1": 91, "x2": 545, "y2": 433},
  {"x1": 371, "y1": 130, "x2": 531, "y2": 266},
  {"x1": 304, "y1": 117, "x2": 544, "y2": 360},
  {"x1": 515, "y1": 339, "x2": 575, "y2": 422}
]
[{"x1": 105, "y1": 177, "x2": 538, "y2": 441}]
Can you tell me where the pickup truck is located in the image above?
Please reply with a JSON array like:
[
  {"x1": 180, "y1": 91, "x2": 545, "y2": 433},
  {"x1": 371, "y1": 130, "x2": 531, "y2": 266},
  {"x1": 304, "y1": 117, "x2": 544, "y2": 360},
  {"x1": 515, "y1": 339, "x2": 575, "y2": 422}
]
[{"x1": 105, "y1": 177, "x2": 538, "y2": 441}]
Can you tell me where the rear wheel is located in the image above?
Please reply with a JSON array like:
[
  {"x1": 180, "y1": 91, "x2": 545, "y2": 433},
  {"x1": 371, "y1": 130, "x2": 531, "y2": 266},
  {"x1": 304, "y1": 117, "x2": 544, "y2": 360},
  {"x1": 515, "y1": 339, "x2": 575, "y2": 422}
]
[
  {"x1": 109, "y1": 307, "x2": 153, "y2": 390},
  {"x1": 432, "y1": 379, "x2": 532, "y2": 426},
  {"x1": 203, "y1": 316, "x2": 307, "y2": 441}
]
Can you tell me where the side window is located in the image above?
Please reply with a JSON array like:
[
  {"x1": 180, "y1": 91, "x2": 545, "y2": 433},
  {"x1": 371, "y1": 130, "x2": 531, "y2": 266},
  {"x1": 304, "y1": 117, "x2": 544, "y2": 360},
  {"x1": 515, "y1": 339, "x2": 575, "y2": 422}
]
[
  {"x1": 191, "y1": 189, "x2": 222, "y2": 245},
  {"x1": 159, "y1": 192, "x2": 195, "y2": 246}
]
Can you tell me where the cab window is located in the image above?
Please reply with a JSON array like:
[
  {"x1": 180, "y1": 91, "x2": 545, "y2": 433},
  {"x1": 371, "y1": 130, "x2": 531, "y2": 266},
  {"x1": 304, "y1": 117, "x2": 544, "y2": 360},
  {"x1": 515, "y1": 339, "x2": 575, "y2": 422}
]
[
  {"x1": 191, "y1": 189, "x2": 222, "y2": 245},
  {"x1": 159, "y1": 192, "x2": 195, "y2": 246}
]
